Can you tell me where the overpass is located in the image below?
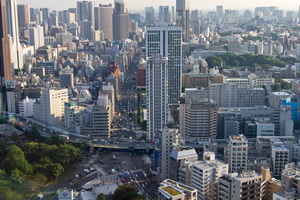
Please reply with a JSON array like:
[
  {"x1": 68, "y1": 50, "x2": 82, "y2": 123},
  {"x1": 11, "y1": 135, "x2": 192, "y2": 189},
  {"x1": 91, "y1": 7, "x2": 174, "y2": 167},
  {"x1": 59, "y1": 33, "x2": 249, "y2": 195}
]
[{"x1": 82, "y1": 138, "x2": 258, "y2": 151}]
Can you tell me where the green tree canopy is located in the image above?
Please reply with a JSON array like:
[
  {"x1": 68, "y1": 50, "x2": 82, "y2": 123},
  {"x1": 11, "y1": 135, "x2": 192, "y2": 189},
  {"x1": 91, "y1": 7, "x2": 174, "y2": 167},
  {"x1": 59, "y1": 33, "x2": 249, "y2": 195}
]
[
  {"x1": 114, "y1": 185, "x2": 140, "y2": 200},
  {"x1": 97, "y1": 193, "x2": 108, "y2": 200},
  {"x1": 2, "y1": 145, "x2": 32, "y2": 176}
]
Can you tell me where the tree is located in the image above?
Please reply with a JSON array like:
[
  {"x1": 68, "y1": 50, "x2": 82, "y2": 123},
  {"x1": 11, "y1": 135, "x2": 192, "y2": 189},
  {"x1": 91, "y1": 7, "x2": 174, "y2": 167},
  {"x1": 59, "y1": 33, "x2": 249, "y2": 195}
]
[
  {"x1": 141, "y1": 120, "x2": 147, "y2": 131},
  {"x1": 133, "y1": 196, "x2": 146, "y2": 200},
  {"x1": 0, "y1": 138, "x2": 7, "y2": 157},
  {"x1": 114, "y1": 185, "x2": 140, "y2": 200},
  {"x1": 50, "y1": 144, "x2": 81, "y2": 166},
  {"x1": 97, "y1": 193, "x2": 108, "y2": 200},
  {"x1": 2, "y1": 145, "x2": 32, "y2": 176},
  {"x1": 44, "y1": 163, "x2": 64, "y2": 179},
  {"x1": 0, "y1": 186, "x2": 21, "y2": 200},
  {"x1": 25, "y1": 125, "x2": 41, "y2": 139},
  {"x1": 22, "y1": 142, "x2": 49, "y2": 163},
  {"x1": 271, "y1": 84, "x2": 281, "y2": 92},
  {"x1": 281, "y1": 81, "x2": 291, "y2": 90}
]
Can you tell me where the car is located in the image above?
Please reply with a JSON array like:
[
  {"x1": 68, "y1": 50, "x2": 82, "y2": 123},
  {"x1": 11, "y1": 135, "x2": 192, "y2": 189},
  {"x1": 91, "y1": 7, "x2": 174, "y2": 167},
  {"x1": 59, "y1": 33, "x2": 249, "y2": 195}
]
[{"x1": 142, "y1": 184, "x2": 145, "y2": 188}]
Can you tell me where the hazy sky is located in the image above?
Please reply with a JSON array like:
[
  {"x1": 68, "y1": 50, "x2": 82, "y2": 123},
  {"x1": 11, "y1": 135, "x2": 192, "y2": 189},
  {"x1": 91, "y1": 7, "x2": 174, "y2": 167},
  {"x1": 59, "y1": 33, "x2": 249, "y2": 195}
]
[{"x1": 17, "y1": 0, "x2": 300, "y2": 12}]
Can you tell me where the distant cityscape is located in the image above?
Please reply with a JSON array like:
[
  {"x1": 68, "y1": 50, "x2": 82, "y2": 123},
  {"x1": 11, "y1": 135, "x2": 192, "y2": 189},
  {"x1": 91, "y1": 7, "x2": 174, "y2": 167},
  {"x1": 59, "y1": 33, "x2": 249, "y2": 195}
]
[{"x1": 2, "y1": 0, "x2": 300, "y2": 200}]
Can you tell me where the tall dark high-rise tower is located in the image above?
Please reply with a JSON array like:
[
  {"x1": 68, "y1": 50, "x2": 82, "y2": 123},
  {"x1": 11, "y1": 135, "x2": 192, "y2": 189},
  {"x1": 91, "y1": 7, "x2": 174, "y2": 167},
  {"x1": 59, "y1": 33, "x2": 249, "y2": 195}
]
[
  {"x1": 0, "y1": 0, "x2": 12, "y2": 113},
  {"x1": 113, "y1": 0, "x2": 128, "y2": 41},
  {"x1": 0, "y1": 0, "x2": 12, "y2": 85},
  {"x1": 176, "y1": 0, "x2": 189, "y2": 42}
]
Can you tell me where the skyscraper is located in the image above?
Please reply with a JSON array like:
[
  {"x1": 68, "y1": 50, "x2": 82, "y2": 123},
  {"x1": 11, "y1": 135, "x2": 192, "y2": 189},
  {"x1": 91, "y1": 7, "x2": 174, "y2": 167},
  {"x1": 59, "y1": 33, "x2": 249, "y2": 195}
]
[
  {"x1": 77, "y1": 1, "x2": 94, "y2": 28},
  {"x1": 17, "y1": 4, "x2": 30, "y2": 30},
  {"x1": 95, "y1": 4, "x2": 113, "y2": 40},
  {"x1": 113, "y1": 0, "x2": 129, "y2": 41},
  {"x1": 146, "y1": 56, "x2": 168, "y2": 140},
  {"x1": 79, "y1": 20, "x2": 92, "y2": 40},
  {"x1": 6, "y1": 0, "x2": 22, "y2": 69},
  {"x1": 28, "y1": 24, "x2": 44, "y2": 51},
  {"x1": 176, "y1": 0, "x2": 189, "y2": 42},
  {"x1": 159, "y1": 6, "x2": 172, "y2": 23},
  {"x1": 216, "y1": 5, "x2": 223, "y2": 19},
  {"x1": 0, "y1": 0, "x2": 12, "y2": 85},
  {"x1": 146, "y1": 23, "x2": 182, "y2": 104},
  {"x1": 145, "y1": 7, "x2": 154, "y2": 25}
]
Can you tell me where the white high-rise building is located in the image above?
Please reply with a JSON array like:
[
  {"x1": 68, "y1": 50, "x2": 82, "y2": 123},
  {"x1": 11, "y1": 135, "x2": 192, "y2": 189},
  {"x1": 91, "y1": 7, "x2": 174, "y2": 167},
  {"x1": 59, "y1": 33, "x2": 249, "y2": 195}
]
[
  {"x1": 101, "y1": 83, "x2": 115, "y2": 120},
  {"x1": 228, "y1": 134, "x2": 248, "y2": 173},
  {"x1": 146, "y1": 56, "x2": 168, "y2": 140},
  {"x1": 19, "y1": 96, "x2": 35, "y2": 117},
  {"x1": 6, "y1": 0, "x2": 23, "y2": 69},
  {"x1": 146, "y1": 22, "x2": 182, "y2": 104},
  {"x1": 33, "y1": 88, "x2": 68, "y2": 126},
  {"x1": 190, "y1": 154, "x2": 228, "y2": 200},
  {"x1": 29, "y1": 24, "x2": 44, "y2": 51}
]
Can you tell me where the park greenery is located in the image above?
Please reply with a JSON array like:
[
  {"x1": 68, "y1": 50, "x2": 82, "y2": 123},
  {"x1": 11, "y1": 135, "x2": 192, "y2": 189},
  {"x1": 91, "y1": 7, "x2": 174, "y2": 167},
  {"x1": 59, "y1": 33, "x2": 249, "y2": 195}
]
[
  {"x1": 206, "y1": 53, "x2": 286, "y2": 69},
  {"x1": 114, "y1": 185, "x2": 146, "y2": 200},
  {"x1": 0, "y1": 127, "x2": 82, "y2": 200}
]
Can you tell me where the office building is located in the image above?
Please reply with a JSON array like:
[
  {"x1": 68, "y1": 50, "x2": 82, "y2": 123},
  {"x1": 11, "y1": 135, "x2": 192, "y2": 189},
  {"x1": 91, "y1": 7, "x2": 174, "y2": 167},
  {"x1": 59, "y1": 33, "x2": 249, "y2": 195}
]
[
  {"x1": 158, "y1": 179, "x2": 197, "y2": 200},
  {"x1": 219, "y1": 171, "x2": 264, "y2": 200},
  {"x1": 159, "y1": 6, "x2": 172, "y2": 23},
  {"x1": 59, "y1": 66, "x2": 74, "y2": 88},
  {"x1": 79, "y1": 20, "x2": 92, "y2": 40},
  {"x1": 216, "y1": 5, "x2": 223, "y2": 19},
  {"x1": 169, "y1": 146, "x2": 198, "y2": 181},
  {"x1": 95, "y1": 4, "x2": 113, "y2": 40},
  {"x1": 228, "y1": 135, "x2": 248, "y2": 173},
  {"x1": 28, "y1": 24, "x2": 44, "y2": 51},
  {"x1": 146, "y1": 56, "x2": 168, "y2": 140},
  {"x1": 113, "y1": 0, "x2": 129, "y2": 40},
  {"x1": 6, "y1": 0, "x2": 23, "y2": 70},
  {"x1": 281, "y1": 163, "x2": 300, "y2": 194},
  {"x1": 33, "y1": 88, "x2": 68, "y2": 126},
  {"x1": 159, "y1": 128, "x2": 179, "y2": 181},
  {"x1": 176, "y1": 0, "x2": 189, "y2": 42},
  {"x1": 100, "y1": 83, "x2": 115, "y2": 120},
  {"x1": 0, "y1": 0, "x2": 12, "y2": 86},
  {"x1": 76, "y1": 1, "x2": 94, "y2": 28},
  {"x1": 271, "y1": 146, "x2": 289, "y2": 177},
  {"x1": 6, "y1": 90, "x2": 17, "y2": 113},
  {"x1": 17, "y1": 4, "x2": 30, "y2": 30},
  {"x1": 209, "y1": 83, "x2": 238, "y2": 107},
  {"x1": 146, "y1": 23, "x2": 182, "y2": 104},
  {"x1": 182, "y1": 73, "x2": 225, "y2": 88},
  {"x1": 84, "y1": 95, "x2": 111, "y2": 138},
  {"x1": 19, "y1": 96, "x2": 35, "y2": 117},
  {"x1": 64, "y1": 102, "x2": 86, "y2": 134},
  {"x1": 145, "y1": 7, "x2": 155, "y2": 25},
  {"x1": 182, "y1": 152, "x2": 228, "y2": 200},
  {"x1": 179, "y1": 99, "x2": 218, "y2": 140}
]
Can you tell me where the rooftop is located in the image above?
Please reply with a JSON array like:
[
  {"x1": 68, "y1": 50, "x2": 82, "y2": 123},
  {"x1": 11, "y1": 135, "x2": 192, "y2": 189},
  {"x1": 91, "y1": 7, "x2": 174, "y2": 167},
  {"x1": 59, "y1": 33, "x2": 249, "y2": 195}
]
[
  {"x1": 229, "y1": 134, "x2": 247, "y2": 141},
  {"x1": 161, "y1": 186, "x2": 181, "y2": 196}
]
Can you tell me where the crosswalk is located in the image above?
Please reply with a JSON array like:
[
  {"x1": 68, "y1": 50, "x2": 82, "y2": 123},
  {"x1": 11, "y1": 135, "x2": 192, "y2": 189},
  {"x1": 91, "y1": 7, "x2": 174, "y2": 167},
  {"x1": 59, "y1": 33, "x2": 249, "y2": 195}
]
[{"x1": 94, "y1": 164, "x2": 108, "y2": 176}]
